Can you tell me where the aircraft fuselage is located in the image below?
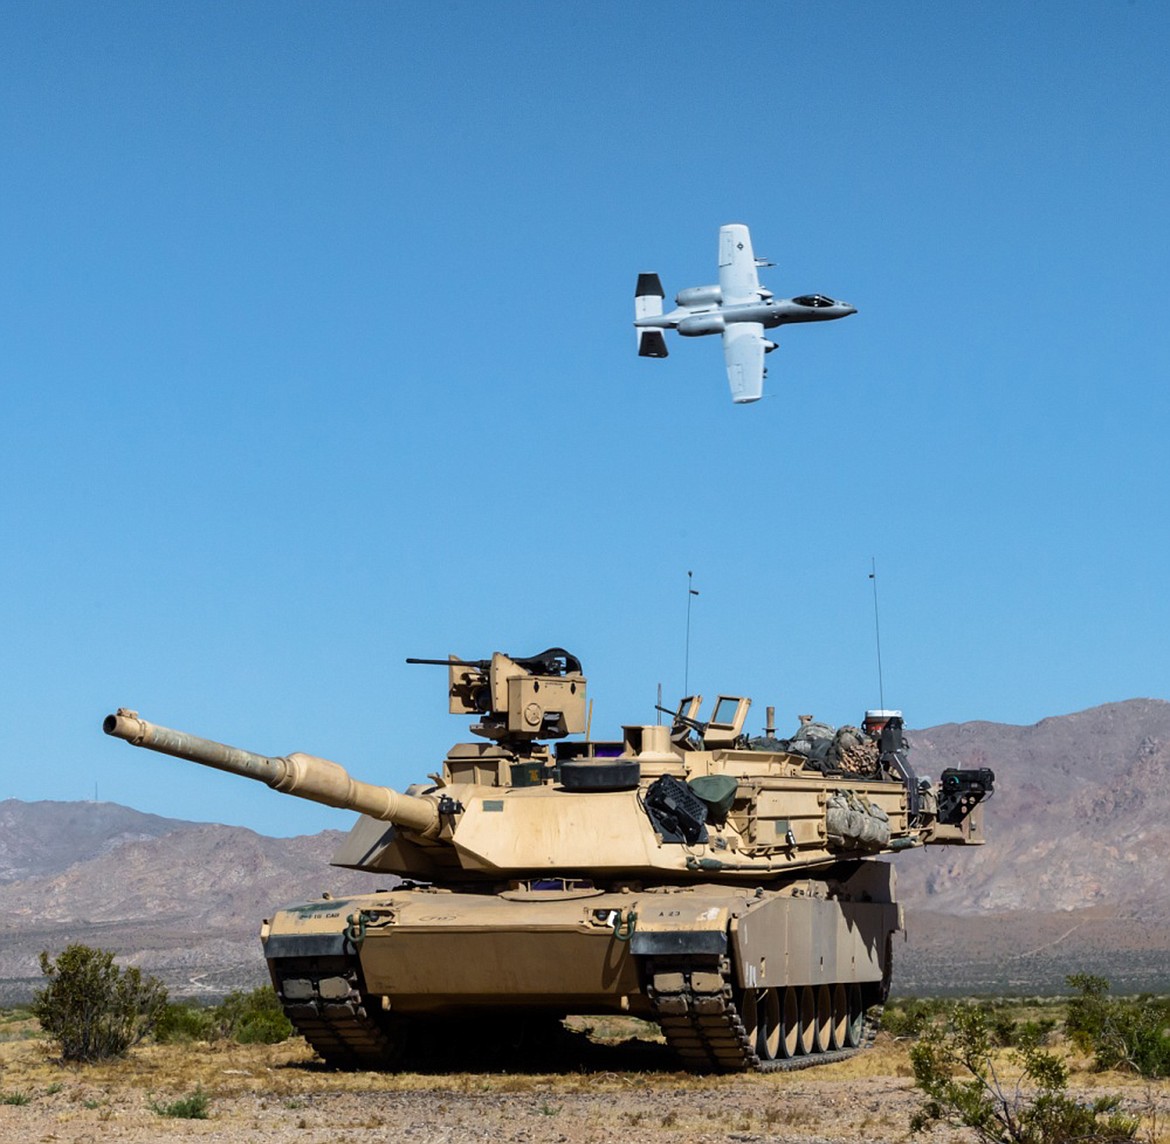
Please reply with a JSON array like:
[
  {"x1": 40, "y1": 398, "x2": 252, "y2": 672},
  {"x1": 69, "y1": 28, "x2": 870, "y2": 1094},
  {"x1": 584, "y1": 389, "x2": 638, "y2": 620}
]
[{"x1": 636, "y1": 296, "x2": 856, "y2": 338}]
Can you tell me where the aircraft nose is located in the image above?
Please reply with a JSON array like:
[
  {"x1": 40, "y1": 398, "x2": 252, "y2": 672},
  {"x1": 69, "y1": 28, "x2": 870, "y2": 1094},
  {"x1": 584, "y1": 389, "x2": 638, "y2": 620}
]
[{"x1": 841, "y1": 303, "x2": 857, "y2": 316}]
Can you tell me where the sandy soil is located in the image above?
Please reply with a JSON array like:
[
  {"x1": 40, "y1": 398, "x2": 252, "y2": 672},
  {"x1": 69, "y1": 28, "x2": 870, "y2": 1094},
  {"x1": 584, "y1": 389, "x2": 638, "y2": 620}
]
[{"x1": 0, "y1": 1028, "x2": 1166, "y2": 1144}]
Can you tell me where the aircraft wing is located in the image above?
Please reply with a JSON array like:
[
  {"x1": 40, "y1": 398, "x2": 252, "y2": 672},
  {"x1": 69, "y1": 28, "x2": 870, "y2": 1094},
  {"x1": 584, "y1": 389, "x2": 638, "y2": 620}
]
[
  {"x1": 718, "y1": 223, "x2": 760, "y2": 304},
  {"x1": 722, "y1": 322, "x2": 766, "y2": 404}
]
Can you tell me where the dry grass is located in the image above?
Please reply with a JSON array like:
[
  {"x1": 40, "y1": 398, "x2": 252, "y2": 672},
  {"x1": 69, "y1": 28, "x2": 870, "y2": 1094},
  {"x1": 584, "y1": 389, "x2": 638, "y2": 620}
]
[
  {"x1": 0, "y1": 1012, "x2": 37, "y2": 1044},
  {"x1": 0, "y1": 1011, "x2": 1167, "y2": 1144}
]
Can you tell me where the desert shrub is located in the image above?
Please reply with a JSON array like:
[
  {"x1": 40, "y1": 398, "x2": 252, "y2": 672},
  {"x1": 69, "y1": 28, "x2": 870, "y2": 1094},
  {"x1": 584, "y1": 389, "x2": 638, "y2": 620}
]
[
  {"x1": 153, "y1": 987, "x2": 292, "y2": 1046},
  {"x1": 154, "y1": 1001, "x2": 217, "y2": 1044},
  {"x1": 32, "y1": 944, "x2": 167, "y2": 1063},
  {"x1": 1065, "y1": 975, "x2": 1170, "y2": 1079},
  {"x1": 910, "y1": 1002, "x2": 1137, "y2": 1144},
  {"x1": 981, "y1": 1002, "x2": 1022, "y2": 1047},
  {"x1": 1064, "y1": 974, "x2": 1112, "y2": 1051},
  {"x1": 973, "y1": 1001, "x2": 1057, "y2": 1048},
  {"x1": 1, "y1": 1091, "x2": 31, "y2": 1106},
  {"x1": 211, "y1": 986, "x2": 292, "y2": 1044},
  {"x1": 883, "y1": 997, "x2": 947, "y2": 1040},
  {"x1": 1011, "y1": 1017, "x2": 1059, "y2": 1047},
  {"x1": 149, "y1": 1087, "x2": 210, "y2": 1119}
]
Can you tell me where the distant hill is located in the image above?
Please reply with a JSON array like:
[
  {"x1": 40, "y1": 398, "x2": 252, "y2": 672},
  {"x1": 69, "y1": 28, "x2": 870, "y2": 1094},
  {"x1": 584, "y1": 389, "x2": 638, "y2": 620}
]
[
  {"x1": 893, "y1": 698, "x2": 1170, "y2": 993},
  {"x1": 0, "y1": 809, "x2": 391, "y2": 1003},
  {"x1": 898, "y1": 698, "x2": 1170, "y2": 917},
  {"x1": 0, "y1": 799, "x2": 196, "y2": 883},
  {"x1": 1, "y1": 699, "x2": 1167, "y2": 1002}
]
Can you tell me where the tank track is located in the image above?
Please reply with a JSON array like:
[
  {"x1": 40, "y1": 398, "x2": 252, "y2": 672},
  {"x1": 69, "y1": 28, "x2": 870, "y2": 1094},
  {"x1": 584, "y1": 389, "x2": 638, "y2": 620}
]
[
  {"x1": 272, "y1": 948, "x2": 887, "y2": 1074},
  {"x1": 646, "y1": 957, "x2": 881, "y2": 1073},
  {"x1": 272, "y1": 956, "x2": 402, "y2": 1070}
]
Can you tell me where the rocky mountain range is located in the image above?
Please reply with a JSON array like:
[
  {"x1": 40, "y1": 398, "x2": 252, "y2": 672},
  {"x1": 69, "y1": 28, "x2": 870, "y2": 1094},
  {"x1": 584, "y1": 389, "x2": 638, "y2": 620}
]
[
  {"x1": 1, "y1": 698, "x2": 1167, "y2": 1002},
  {"x1": 899, "y1": 698, "x2": 1170, "y2": 914},
  {"x1": 895, "y1": 698, "x2": 1170, "y2": 994},
  {"x1": 0, "y1": 804, "x2": 391, "y2": 1003}
]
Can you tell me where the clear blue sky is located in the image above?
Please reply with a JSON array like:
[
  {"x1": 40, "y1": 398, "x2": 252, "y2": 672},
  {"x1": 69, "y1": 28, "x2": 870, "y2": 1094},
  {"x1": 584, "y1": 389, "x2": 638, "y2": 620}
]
[{"x1": 2, "y1": 3, "x2": 1167, "y2": 835}]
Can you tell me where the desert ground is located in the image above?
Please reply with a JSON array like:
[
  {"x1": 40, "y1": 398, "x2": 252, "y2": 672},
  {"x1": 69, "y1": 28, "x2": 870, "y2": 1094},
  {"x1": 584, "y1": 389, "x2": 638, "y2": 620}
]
[{"x1": 1, "y1": 1016, "x2": 1167, "y2": 1144}]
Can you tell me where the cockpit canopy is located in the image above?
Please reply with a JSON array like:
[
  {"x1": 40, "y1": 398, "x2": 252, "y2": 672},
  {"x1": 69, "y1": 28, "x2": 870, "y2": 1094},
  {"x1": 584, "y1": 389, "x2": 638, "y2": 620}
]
[{"x1": 792, "y1": 294, "x2": 840, "y2": 308}]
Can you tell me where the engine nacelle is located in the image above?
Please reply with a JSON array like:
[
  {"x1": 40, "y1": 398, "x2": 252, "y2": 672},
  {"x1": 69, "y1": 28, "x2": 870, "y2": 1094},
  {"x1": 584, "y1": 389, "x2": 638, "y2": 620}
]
[
  {"x1": 675, "y1": 285, "x2": 722, "y2": 308},
  {"x1": 677, "y1": 313, "x2": 726, "y2": 337}
]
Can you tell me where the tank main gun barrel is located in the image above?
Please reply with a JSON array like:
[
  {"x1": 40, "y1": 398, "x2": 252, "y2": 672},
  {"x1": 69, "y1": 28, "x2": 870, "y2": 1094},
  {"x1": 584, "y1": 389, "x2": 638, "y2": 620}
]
[{"x1": 102, "y1": 710, "x2": 441, "y2": 836}]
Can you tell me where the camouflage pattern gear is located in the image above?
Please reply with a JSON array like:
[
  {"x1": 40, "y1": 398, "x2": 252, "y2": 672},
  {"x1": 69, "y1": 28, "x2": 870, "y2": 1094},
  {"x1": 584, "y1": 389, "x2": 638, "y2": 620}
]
[{"x1": 828, "y1": 726, "x2": 881, "y2": 776}]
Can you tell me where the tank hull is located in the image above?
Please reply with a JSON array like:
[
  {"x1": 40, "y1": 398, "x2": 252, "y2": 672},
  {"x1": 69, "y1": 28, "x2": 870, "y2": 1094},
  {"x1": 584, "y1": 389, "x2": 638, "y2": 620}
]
[{"x1": 263, "y1": 864, "x2": 900, "y2": 1072}]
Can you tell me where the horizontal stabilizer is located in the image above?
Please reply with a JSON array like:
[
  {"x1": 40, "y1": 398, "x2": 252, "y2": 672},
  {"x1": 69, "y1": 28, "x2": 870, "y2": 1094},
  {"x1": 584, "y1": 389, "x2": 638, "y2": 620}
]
[
  {"x1": 638, "y1": 329, "x2": 669, "y2": 358},
  {"x1": 635, "y1": 277, "x2": 665, "y2": 323},
  {"x1": 635, "y1": 272, "x2": 664, "y2": 300},
  {"x1": 635, "y1": 272, "x2": 666, "y2": 354}
]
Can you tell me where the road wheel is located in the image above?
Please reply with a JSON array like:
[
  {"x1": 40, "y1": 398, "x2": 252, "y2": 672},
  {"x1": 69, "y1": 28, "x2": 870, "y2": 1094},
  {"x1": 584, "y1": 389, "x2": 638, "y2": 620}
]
[
  {"x1": 845, "y1": 983, "x2": 865, "y2": 1048},
  {"x1": 830, "y1": 982, "x2": 848, "y2": 1049},
  {"x1": 799, "y1": 986, "x2": 816, "y2": 1055},
  {"x1": 814, "y1": 984, "x2": 834, "y2": 1052},
  {"x1": 758, "y1": 987, "x2": 781, "y2": 1061},
  {"x1": 780, "y1": 986, "x2": 801, "y2": 1058}
]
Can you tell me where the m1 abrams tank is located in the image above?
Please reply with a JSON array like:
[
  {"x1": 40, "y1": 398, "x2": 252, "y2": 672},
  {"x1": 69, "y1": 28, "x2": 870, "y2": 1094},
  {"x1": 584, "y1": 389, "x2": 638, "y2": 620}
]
[{"x1": 104, "y1": 647, "x2": 993, "y2": 1072}]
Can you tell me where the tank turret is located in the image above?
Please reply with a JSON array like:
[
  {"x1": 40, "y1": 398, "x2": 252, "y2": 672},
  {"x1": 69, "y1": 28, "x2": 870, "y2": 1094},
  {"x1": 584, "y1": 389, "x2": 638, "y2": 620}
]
[{"x1": 103, "y1": 647, "x2": 995, "y2": 1074}]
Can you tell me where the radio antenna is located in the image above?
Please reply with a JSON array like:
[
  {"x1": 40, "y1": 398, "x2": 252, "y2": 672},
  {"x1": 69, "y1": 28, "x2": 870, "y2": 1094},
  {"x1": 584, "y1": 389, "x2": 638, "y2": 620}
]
[
  {"x1": 869, "y1": 557, "x2": 885, "y2": 711},
  {"x1": 684, "y1": 570, "x2": 699, "y2": 695}
]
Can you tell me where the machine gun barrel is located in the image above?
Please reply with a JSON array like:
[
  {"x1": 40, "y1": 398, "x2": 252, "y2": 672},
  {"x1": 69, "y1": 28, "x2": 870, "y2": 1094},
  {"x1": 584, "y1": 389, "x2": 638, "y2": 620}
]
[
  {"x1": 102, "y1": 710, "x2": 441, "y2": 836},
  {"x1": 406, "y1": 657, "x2": 490, "y2": 668},
  {"x1": 655, "y1": 704, "x2": 707, "y2": 733}
]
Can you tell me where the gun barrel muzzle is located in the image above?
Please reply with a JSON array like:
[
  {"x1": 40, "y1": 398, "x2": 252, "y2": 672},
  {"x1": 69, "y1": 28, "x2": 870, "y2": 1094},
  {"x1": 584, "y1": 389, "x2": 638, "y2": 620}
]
[
  {"x1": 103, "y1": 710, "x2": 285, "y2": 783},
  {"x1": 103, "y1": 709, "x2": 441, "y2": 835}
]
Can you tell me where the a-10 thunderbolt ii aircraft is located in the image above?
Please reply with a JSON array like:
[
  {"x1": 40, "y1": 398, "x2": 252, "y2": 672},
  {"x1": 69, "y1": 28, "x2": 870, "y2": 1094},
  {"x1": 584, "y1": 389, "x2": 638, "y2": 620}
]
[{"x1": 634, "y1": 223, "x2": 856, "y2": 404}]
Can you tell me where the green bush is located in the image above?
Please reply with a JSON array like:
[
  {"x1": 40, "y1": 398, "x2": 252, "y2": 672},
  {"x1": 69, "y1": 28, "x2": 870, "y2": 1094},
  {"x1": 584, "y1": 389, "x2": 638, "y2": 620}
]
[
  {"x1": 1064, "y1": 974, "x2": 1111, "y2": 1051},
  {"x1": 151, "y1": 987, "x2": 292, "y2": 1046},
  {"x1": 149, "y1": 1086, "x2": 210, "y2": 1119},
  {"x1": 910, "y1": 1003, "x2": 1137, "y2": 1144},
  {"x1": 211, "y1": 986, "x2": 292, "y2": 1044},
  {"x1": 1065, "y1": 975, "x2": 1170, "y2": 1079},
  {"x1": 154, "y1": 1001, "x2": 217, "y2": 1044},
  {"x1": 973, "y1": 1000, "x2": 1057, "y2": 1048},
  {"x1": 32, "y1": 944, "x2": 167, "y2": 1063},
  {"x1": 885, "y1": 996, "x2": 1059, "y2": 1049},
  {"x1": 883, "y1": 997, "x2": 946, "y2": 1040}
]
